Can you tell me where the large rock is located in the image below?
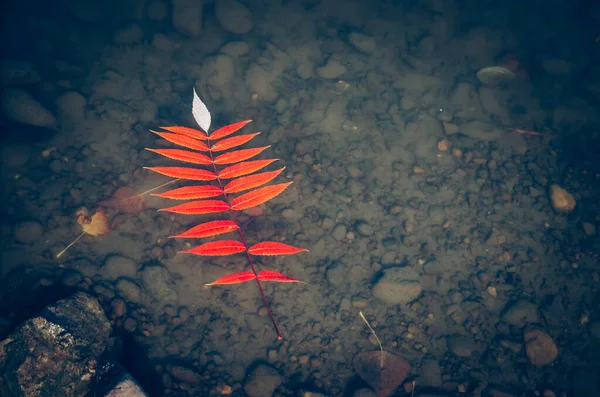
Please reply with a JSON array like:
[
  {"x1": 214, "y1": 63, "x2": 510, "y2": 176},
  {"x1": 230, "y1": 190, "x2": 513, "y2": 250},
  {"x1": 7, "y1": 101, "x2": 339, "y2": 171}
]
[
  {"x1": 172, "y1": 0, "x2": 204, "y2": 37},
  {"x1": 215, "y1": 0, "x2": 253, "y2": 34},
  {"x1": 372, "y1": 267, "x2": 422, "y2": 305},
  {"x1": 1, "y1": 88, "x2": 58, "y2": 129},
  {"x1": 243, "y1": 363, "x2": 283, "y2": 397},
  {"x1": 524, "y1": 326, "x2": 558, "y2": 366},
  {"x1": 0, "y1": 292, "x2": 112, "y2": 397}
]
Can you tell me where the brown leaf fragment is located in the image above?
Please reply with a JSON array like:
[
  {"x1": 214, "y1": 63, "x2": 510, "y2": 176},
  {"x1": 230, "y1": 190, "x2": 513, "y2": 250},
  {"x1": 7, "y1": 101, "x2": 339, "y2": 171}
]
[{"x1": 100, "y1": 186, "x2": 145, "y2": 213}]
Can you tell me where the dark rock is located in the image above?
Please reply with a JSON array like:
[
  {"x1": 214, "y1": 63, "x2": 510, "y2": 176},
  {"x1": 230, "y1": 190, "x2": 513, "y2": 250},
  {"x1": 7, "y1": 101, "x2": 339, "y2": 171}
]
[
  {"x1": 0, "y1": 292, "x2": 112, "y2": 397},
  {"x1": 500, "y1": 299, "x2": 539, "y2": 328}
]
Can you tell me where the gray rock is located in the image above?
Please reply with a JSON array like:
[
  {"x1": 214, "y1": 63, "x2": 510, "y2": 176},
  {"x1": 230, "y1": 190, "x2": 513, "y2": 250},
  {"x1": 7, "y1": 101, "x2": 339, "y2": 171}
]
[
  {"x1": 500, "y1": 299, "x2": 540, "y2": 328},
  {"x1": 115, "y1": 278, "x2": 144, "y2": 304},
  {"x1": 201, "y1": 54, "x2": 235, "y2": 88},
  {"x1": 332, "y1": 224, "x2": 348, "y2": 241},
  {"x1": 13, "y1": 220, "x2": 43, "y2": 244},
  {"x1": 0, "y1": 144, "x2": 31, "y2": 168},
  {"x1": 355, "y1": 220, "x2": 374, "y2": 236},
  {"x1": 1, "y1": 88, "x2": 58, "y2": 129},
  {"x1": 446, "y1": 334, "x2": 478, "y2": 357},
  {"x1": 104, "y1": 255, "x2": 138, "y2": 279},
  {"x1": 372, "y1": 266, "x2": 422, "y2": 304},
  {"x1": 348, "y1": 32, "x2": 376, "y2": 54},
  {"x1": 243, "y1": 364, "x2": 283, "y2": 397},
  {"x1": 172, "y1": 0, "x2": 203, "y2": 37},
  {"x1": 140, "y1": 265, "x2": 177, "y2": 303},
  {"x1": 0, "y1": 292, "x2": 112, "y2": 397},
  {"x1": 215, "y1": 0, "x2": 253, "y2": 34},
  {"x1": 316, "y1": 58, "x2": 346, "y2": 79}
]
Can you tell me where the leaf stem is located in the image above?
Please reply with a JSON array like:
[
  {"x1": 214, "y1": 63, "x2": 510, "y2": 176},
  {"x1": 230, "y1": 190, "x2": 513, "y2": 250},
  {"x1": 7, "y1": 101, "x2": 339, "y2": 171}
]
[
  {"x1": 56, "y1": 231, "x2": 86, "y2": 259},
  {"x1": 207, "y1": 135, "x2": 281, "y2": 340}
]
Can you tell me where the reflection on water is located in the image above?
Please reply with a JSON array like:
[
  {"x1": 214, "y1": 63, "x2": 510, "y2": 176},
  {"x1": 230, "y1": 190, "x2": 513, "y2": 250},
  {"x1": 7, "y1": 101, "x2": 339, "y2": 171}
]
[{"x1": 1, "y1": 0, "x2": 600, "y2": 396}]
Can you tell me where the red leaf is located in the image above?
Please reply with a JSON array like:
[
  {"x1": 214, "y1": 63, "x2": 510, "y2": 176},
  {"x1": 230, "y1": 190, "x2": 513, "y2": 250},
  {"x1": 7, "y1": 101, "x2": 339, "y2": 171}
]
[
  {"x1": 231, "y1": 182, "x2": 293, "y2": 210},
  {"x1": 152, "y1": 185, "x2": 223, "y2": 200},
  {"x1": 182, "y1": 240, "x2": 246, "y2": 256},
  {"x1": 160, "y1": 126, "x2": 208, "y2": 140},
  {"x1": 210, "y1": 133, "x2": 261, "y2": 152},
  {"x1": 257, "y1": 270, "x2": 305, "y2": 283},
  {"x1": 219, "y1": 159, "x2": 278, "y2": 179},
  {"x1": 160, "y1": 200, "x2": 230, "y2": 214},
  {"x1": 145, "y1": 167, "x2": 217, "y2": 181},
  {"x1": 146, "y1": 148, "x2": 212, "y2": 165},
  {"x1": 224, "y1": 168, "x2": 286, "y2": 193},
  {"x1": 171, "y1": 220, "x2": 238, "y2": 238},
  {"x1": 205, "y1": 270, "x2": 305, "y2": 286},
  {"x1": 209, "y1": 120, "x2": 252, "y2": 140},
  {"x1": 214, "y1": 146, "x2": 270, "y2": 165},
  {"x1": 206, "y1": 271, "x2": 256, "y2": 286},
  {"x1": 151, "y1": 131, "x2": 209, "y2": 151},
  {"x1": 248, "y1": 242, "x2": 308, "y2": 256}
]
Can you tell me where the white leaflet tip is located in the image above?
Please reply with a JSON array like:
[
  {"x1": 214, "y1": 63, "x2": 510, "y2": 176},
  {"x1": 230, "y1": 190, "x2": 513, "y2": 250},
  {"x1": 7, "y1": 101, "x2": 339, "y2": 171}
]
[{"x1": 192, "y1": 88, "x2": 211, "y2": 132}]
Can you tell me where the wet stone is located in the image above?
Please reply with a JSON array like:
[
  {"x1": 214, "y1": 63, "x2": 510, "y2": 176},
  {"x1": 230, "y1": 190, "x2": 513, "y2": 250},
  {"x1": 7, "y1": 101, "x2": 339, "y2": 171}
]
[
  {"x1": 446, "y1": 334, "x2": 478, "y2": 357},
  {"x1": 167, "y1": 364, "x2": 202, "y2": 385},
  {"x1": 13, "y1": 220, "x2": 43, "y2": 244},
  {"x1": 501, "y1": 299, "x2": 539, "y2": 328},
  {"x1": 115, "y1": 278, "x2": 143, "y2": 304},
  {"x1": 0, "y1": 292, "x2": 112, "y2": 397},
  {"x1": 140, "y1": 265, "x2": 177, "y2": 303},
  {"x1": 372, "y1": 266, "x2": 422, "y2": 305},
  {"x1": 332, "y1": 224, "x2": 348, "y2": 241},
  {"x1": 355, "y1": 220, "x2": 374, "y2": 236},
  {"x1": 243, "y1": 363, "x2": 283, "y2": 397}
]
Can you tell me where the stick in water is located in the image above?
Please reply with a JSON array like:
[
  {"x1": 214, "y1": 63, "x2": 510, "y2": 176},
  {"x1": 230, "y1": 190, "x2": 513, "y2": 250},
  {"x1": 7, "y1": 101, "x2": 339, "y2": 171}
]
[{"x1": 359, "y1": 311, "x2": 384, "y2": 368}]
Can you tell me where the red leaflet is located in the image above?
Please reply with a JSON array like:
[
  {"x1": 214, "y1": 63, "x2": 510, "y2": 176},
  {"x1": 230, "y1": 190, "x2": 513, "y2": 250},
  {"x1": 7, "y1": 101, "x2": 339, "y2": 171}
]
[
  {"x1": 145, "y1": 167, "x2": 217, "y2": 181},
  {"x1": 223, "y1": 168, "x2": 285, "y2": 193},
  {"x1": 206, "y1": 270, "x2": 305, "y2": 286},
  {"x1": 209, "y1": 120, "x2": 252, "y2": 140},
  {"x1": 231, "y1": 182, "x2": 293, "y2": 210},
  {"x1": 257, "y1": 270, "x2": 306, "y2": 283},
  {"x1": 248, "y1": 242, "x2": 309, "y2": 256},
  {"x1": 182, "y1": 240, "x2": 246, "y2": 256},
  {"x1": 210, "y1": 133, "x2": 261, "y2": 152},
  {"x1": 219, "y1": 159, "x2": 278, "y2": 179},
  {"x1": 151, "y1": 131, "x2": 209, "y2": 151},
  {"x1": 171, "y1": 220, "x2": 238, "y2": 238},
  {"x1": 160, "y1": 199, "x2": 230, "y2": 214},
  {"x1": 152, "y1": 185, "x2": 223, "y2": 200},
  {"x1": 146, "y1": 148, "x2": 212, "y2": 165},
  {"x1": 206, "y1": 271, "x2": 256, "y2": 286},
  {"x1": 214, "y1": 146, "x2": 270, "y2": 165},
  {"x1": 160, "y1": 125, "x2": 208, "y2": 140},
  {"x1": 147, "y1": 91, "x2": 307, "y2": 340}
]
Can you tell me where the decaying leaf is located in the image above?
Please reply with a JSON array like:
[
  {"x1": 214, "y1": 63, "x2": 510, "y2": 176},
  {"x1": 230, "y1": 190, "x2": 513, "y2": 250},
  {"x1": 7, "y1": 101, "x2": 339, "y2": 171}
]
[
  {"x1": 56, "y1": 207, "x2": 110, "y2": 259},
  {"x1": 76, "y1": 207, "x2": 110, "y2": 236},
  {"x1": 100, "y1": 186, "x2": 145, "y2": 213}
]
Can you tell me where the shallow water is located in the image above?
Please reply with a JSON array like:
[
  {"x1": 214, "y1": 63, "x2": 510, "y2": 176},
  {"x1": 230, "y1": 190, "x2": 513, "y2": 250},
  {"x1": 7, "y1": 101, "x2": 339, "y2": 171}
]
[{"x1": 1, "y1": 0, "x2": 600, "y2": 396}]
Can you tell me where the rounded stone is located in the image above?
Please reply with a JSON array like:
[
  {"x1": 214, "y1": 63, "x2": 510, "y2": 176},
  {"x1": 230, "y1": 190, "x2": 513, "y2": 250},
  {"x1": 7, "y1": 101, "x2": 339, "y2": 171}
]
[{"x1": 14, "y1": 220, "x2": 43, "y2": 244}]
